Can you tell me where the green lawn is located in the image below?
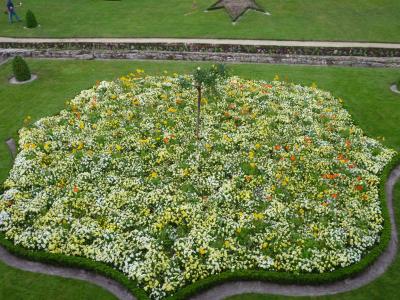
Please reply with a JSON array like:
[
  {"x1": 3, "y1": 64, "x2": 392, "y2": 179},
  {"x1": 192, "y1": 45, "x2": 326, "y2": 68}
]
[
  {"x1": 0, "y1": 59, "x2": 399, "y2": 299},
  {"x1": 0, "y1": 0, "x2": 399, "y2": 42},
  {"x1": 0, "y1": 260, "x2": 116, "y2": 300}
]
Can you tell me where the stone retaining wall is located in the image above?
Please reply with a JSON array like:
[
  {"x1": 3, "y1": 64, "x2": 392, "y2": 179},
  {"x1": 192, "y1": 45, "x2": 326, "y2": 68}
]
[
  {"x1": 1, "y1": 41, "x2": 400, "y2": 57},
  {"x1": 1, "y1": 48, "x2": 400, "y2": 68}
]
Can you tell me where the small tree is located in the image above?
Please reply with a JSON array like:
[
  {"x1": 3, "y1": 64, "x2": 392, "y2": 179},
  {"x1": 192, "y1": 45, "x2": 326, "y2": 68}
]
[
  {"x1": 26, "y1": 10, "x2": 38, "y2": 28},
  {"x1": 12, "y1": 56, "x2": 31, "y2": 82},
  {"x1": 181, "y1": 64, "x2": 228, "y2": 140}
]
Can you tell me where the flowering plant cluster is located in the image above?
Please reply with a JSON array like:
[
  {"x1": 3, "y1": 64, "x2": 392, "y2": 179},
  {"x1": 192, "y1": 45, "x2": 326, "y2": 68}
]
[{"x1": 0, "y1": 71, "x2": 395, "y2": 299}]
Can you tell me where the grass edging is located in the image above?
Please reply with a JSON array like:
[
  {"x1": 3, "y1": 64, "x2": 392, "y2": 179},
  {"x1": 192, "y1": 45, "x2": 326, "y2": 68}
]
[{"x1": 0, "y1": 155, "x2": 399, "y2": 300}]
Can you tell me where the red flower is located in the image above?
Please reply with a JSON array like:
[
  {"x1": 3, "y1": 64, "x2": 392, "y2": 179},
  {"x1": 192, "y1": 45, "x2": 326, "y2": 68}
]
[{"x1": 355, "y1": 185, "x2": 363, "y2": 191}]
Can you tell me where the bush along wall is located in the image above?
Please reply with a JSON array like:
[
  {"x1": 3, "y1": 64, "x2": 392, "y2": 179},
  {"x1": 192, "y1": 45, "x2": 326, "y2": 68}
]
[
  {"x1": 12, "y1": 56, "x2": 31, "y2": 82},
  {"x1": 0, "y1": 153, "x2": 398, "y2": 300}
]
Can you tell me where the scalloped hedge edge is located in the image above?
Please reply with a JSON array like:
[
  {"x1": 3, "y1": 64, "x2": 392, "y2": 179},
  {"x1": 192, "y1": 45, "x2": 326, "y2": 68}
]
[{"x1": 0, "y1": 154, "x2": 398, "y2": 300}]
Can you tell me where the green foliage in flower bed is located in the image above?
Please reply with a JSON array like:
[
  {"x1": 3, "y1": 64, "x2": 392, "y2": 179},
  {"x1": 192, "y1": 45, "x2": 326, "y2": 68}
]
[{"x1": 0, "y1": 71, "x2": 396, "y2": 299}]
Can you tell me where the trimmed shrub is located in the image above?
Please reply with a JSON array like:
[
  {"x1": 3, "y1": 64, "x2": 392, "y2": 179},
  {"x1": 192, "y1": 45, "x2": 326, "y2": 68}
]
[
  {"x1": 12, "y1": 56, "x2": 31, "y2": 82},
  {"x1": 26, "y1": 10, "x2": 38, "y2": 28}
]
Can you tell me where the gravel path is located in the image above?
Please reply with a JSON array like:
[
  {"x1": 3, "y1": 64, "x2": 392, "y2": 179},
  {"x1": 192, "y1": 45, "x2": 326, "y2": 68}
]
[{"x1": 0, "y1": 165, "x2": 399, "y2": 300}]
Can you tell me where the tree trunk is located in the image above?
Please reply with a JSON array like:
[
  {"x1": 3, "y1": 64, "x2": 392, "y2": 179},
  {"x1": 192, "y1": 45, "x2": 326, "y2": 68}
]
[{"x1": 196, "y1": 85, "x2": 202, "y2": 140}]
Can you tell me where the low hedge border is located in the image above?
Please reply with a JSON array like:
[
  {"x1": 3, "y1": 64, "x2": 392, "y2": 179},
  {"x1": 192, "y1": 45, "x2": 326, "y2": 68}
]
[
  {"x1": 0, "y1": 152, "x2": 398, "y2": 300},
  {"x1": 0, "y1": 42, "x2": 400, "y2": 58}
]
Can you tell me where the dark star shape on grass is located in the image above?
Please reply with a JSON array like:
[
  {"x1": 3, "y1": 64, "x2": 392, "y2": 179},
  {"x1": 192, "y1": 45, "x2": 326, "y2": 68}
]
[{"x1": 207, "y1": 0, "x2": 266, "y2": 22}]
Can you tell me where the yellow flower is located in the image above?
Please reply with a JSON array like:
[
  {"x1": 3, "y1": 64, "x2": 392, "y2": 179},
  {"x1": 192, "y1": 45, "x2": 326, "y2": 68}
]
[
  {"x1": 224, "y1": 240, "x2": 231, "y2": 248},
  {"x1": 255, "y1": 143, "x2": 261, "y2": 150},
  {"x1": 273, "y1": 74, "x2": 280, "y2": 81},
  {"x1": 223, "y1": 135, "x2": 232, "y2": 142},
  {"x1": 111, "y1": 95, "x2": 117, "y2": 100},
  {"x1": 248, "y1": 150, "x2": 255, "y2": 160},
  {"x1": 199, "y1": 247, "x2": 207, "y2": 255},
  {"x1": 139, "y1": 138, "x2": 150, "y2": 145},
  {"x1": 150, "y1": 171, "x2": 158, "y2": 179},
  {"x1": 44, "y1": 142, "x2": 51, "y2": 151},
  {"x1": 115, "y1": 144, "x2": 123, "y2": 151},
  {"x1": 253, "y1": 212, "x2": 264, "y2": 220},
  {"x1": 250, "y1": 162, "x2": 256, "y2": 168},
  {"x1": 167, "y1": 107, "x2": 177, "y2": 113},
  {"x1": 79, "y1": 121, "x2": 85, "y2": 129},
  {"x1": 77, "y1": 141, "x2": 84, "y2": 150}
]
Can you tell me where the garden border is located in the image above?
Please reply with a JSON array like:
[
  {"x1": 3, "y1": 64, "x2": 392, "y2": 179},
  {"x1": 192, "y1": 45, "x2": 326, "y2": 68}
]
[
  {"x1": 0, "y1": 38, "x2": 400, "y2": 68},
  {"x1": 1, "y1": 150, "x2": 399, "y2": 300}
]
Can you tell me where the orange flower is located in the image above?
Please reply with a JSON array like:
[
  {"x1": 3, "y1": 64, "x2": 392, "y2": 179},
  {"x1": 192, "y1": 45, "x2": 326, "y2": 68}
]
[
  {"x1": 345, "y1": 140, "x2": 351, "y2": 149},
  {"x1": 163, "y1": 137, "x2": 170, "y2": 144},
  {"x1": 304, "y1": 136, "x2": 312, "y2": 144},
  {"x1": 245, "y1": 175, "x2": 253, "y2": 182},
  {"x1": 322, "y1": 173, "x2": 340, "y2": 180},
  {"x1": 355, "y1": 185, "x2": 363, "y2": 191},
  {"x1": 337, "y1": 154, "x2": 349, "y2": 163},
  {"x1": 274, "y1": 145, "x2": 281, "y2": 151},
  {"x1": 73, "y1": 185, "x2": 79, "y2": 193},
  {"x1": 331, "y1": 193, "x2": 338, "y2": 199},
  {"x1": 290, "y1": 155, "x2": 296, "y2": 161}
]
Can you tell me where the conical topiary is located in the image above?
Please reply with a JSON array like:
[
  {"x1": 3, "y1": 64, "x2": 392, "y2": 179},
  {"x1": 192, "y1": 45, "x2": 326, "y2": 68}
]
[
  {"x1": 26, "y1": 10, "x2": 38, "y2": 28},
  {"x1": 12, "y1": 56, "x2": 31, "y2": 82}
]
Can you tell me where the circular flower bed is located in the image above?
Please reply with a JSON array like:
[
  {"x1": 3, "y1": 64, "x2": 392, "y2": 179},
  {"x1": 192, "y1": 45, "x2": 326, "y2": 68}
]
[{"x1": 0, "y1": 72, "x2": 395, "y2": 299}]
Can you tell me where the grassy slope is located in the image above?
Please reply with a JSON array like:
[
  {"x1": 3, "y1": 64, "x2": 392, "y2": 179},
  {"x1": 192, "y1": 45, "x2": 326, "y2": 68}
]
[
  {"x1": 226, "y1": 183, "x2": 400, "y2": 300},
  {"x1": 0, "y1": 59, "x2": 399, "y2": 298},
  {"x1": 0, "y1": 0, "x2": 399, "y2": 42}
]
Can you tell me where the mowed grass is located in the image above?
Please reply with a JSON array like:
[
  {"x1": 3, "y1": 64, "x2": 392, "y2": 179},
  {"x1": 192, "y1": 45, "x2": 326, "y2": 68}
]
[
  {"x1": 0, "y1": 0, "x2": 399, "y2": 42},
  {"x1": 0, "y1": 260, "x2": 116, "y2": 300},
  {"x1": 0, "y1": 59, "x2": 399, "y2": 299},
  {"x1": 227, "y1": 182, "x2": 400, "y2": 300}
]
